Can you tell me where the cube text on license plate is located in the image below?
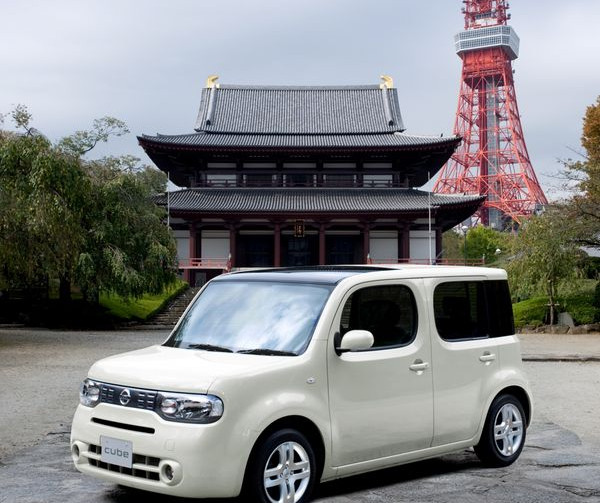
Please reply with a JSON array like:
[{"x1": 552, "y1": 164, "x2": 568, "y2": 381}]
[{"x1": 100, "y1": 436, "x2": 133, "y2": 468}]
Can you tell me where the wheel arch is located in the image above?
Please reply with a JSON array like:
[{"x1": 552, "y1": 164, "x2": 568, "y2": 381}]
[{"x1": 244, "y1": 415, "x2": 326, "y2": 483}]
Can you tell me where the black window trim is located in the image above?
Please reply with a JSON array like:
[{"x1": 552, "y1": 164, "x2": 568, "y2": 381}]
[{"x1": 337, "y1": 281, "x2": 419, "y2": 352}]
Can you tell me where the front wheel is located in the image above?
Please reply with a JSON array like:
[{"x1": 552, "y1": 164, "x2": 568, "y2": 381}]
[
  {"x1": 475, "y1": 394, "x2": 526, "y2": 467},
  {"x1": 246, "y1": 428, "x2": 317, "y2": 503}
]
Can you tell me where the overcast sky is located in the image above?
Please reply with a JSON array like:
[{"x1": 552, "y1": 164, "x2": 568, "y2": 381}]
[{"x1": 2, "y1": 0, "x2": 599, "y2": 198}]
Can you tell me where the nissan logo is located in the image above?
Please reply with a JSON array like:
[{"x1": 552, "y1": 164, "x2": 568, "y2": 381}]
[{"x1": 119, "y1": 389, "x2": 132, "y2": 406}]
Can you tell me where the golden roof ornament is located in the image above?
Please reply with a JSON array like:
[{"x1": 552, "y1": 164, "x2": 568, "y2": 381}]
[
  {"x1": 379, "y1": 75, "x2": 394, "y2": 89},
  {"x1": 205, "y1": 75, "x2": 220, "y2": 89}
]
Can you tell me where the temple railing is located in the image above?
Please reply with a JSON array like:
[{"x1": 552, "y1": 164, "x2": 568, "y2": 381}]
[
  {"x1": 193, "y1": 178, "x2": 402, "y2": 188},
  {"x1": 179, "y1": 258, "x2": 228, "y2": 269},
  {"x1": 179, "y1": 257, "x2": 487, "y2": 270},
  {"x1": 372, "y1": 258, "x2": 487, "y2": 266}
]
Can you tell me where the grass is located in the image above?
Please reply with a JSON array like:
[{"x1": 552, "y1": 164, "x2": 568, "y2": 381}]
[
  {"x1": 99, "y1": 280, "x2": 188, "y2": 321},
  {"x1": 513, "y1": 280, "x2": 599, "y2": 328}
]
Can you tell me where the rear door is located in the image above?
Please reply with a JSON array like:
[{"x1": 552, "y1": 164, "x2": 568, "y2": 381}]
[{"x1": 426, "y1": 278, "x2": 501, "y2": 446}]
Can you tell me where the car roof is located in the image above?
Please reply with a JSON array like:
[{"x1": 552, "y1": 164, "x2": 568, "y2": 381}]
[{"x1": 213, "y1": 265, "x2": 506, "y2": 286}]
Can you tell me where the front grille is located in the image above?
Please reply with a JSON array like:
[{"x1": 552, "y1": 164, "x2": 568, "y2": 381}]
[
  {"x1": 91, "y1": 417, "x2": 155, "y2": 434},
  {"x1": 86, "y1": 444, "x2": 161, "y2": 481},
  {"x1": 99, "y1": 383, "x2": 157, "y2": 411}
]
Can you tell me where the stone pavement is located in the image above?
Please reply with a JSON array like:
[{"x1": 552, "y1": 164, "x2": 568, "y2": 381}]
[{"x1": 519, "y1": 332, "x2": 600, "y2": 362}]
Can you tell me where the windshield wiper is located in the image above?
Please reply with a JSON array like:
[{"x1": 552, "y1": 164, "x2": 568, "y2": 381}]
[
  {"x1": 185, "y1": 343, "x2": 233, "y2": 353},
  {"x1": 237, "y1": 348, "x2": 297, "y2": 356}
]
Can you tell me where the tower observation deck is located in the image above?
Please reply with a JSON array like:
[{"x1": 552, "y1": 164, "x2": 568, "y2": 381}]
[{"x1": 433, "y1": 0, "x2": 547, "y2": 228}]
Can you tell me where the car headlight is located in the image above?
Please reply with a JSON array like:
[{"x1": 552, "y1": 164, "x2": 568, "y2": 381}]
[
  {"x1": 156, "y1": 392, "x2": 223, "y2": 423},
  {"x1": 79, "y1": 378, "x2": 101, "y2": 407}
]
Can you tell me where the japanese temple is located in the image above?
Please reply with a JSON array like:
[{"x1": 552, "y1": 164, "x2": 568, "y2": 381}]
[{"x1": 139, "y1": 76, "x2": 484, "y2": 285}]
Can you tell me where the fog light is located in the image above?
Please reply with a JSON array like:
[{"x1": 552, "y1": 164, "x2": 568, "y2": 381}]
[
  {"x1": 71, "y1": 441, "x2": 86, "y2": 465},
  {"x1": 159, "y1": 460, "x2": 182, "y2": 485}
]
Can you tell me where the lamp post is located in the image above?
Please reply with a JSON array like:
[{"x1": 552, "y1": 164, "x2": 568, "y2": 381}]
[{"x1": 461, "y1": 225, "x2": 469, "y2": 265}]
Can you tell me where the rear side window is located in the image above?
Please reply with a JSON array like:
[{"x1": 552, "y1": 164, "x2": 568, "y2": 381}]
[
  {"x1": 433, "y1": 280, "x2": 514, "y2": 341},
  {"x1": 340, "y1": 285, "x2": 418, "y2": 349},
  {"x1": 485, "y1": 280, "x2": 515, "y2": 337}
]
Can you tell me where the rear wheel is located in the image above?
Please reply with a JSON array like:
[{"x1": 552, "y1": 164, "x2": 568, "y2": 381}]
[
  {"x1": 247, "y1": 428, "x2": 317, "y2": 503},
  {"x1": 475, "y1": 394, "x2": 526, "y2": 467}
]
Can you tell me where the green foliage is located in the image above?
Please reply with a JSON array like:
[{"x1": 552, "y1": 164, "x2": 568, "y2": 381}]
[
  {"x1": 512, "y1": 297, "x2": 548, "y2": 328},
  {"x1": 0, "y1": 105, "x2": 177, "y2": 303},
  {"x1": 0, "y1": 127, "x2": 85, "y2": 289},
  {"x1": 442, "y1": 225, "x2": 510, "y2": 264},
  {"x1": 76, "y1": 159, "x2": 176, "y2": 300},
  {"x1": 441, "y1": 229, "x2": 463, "y2": 261},
  {"x1": 464, "y1": 225, "x2": 511, "y2": 264},
  {"x1": 506, "y1": 207, "x2": 581, "y2": 324},
  {"x1": 593, "y1": 282, "x2": 600, "y2": 322},
  {"x1": 512, "y1": 280, "x2": 599, "y2": 327},
  {"x1": 561, "y1": 95, "x2": 600, "y2": 250},
  {"x1": 57, "y1": 116, "x2": 129, "y2": 157}
]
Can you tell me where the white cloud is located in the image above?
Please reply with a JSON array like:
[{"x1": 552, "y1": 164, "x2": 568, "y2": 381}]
[{"x1": 1, "y1": 0, "x2": 598, "y2": 197}]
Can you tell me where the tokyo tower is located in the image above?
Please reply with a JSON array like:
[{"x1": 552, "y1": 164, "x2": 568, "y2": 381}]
[{"x1": 433, "y1": 0, "x2": 547, "y2": 228}]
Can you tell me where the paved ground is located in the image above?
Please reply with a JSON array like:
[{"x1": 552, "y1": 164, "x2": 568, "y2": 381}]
[{"x1": 1, "y1": 328, "x2": 599, "y2": 502}]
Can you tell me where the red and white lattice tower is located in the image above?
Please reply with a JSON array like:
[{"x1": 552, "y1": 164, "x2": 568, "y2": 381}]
[{"x1": 433, "y1": 0, "x2": 547, "y2": 228}]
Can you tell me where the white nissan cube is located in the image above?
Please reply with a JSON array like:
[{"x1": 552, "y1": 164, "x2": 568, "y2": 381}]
[{"x1": 71, "y1": 266, "x2": 532, "y2": 502}]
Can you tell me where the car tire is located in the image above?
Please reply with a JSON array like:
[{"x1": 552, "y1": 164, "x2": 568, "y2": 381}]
[
  {"x1": 475, "y1": 393, "x2": 526, "y2": 467},
  {"x1": 246, "y1": 428, "x2": 317, "y2": 503}
]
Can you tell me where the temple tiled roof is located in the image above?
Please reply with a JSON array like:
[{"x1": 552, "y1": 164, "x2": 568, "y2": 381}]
[
  {"x1": 157, "y1": 187, "x2": 484, "y2": 214},
  {"x1": 139, "y1": 131, "x2": 460, "y2": 151},
  {"x1": 194, "y1": 84, "x2": 405, "y2": 134}
]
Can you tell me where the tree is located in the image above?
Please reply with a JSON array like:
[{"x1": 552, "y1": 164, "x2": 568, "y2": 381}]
[
  {"x1": 441, "y1": 225, "x2": 510, "y2": 265},
  {"x1": 506, "y1": 207, "x2": 581, "y2": 325},
  {"x1": 56, "y1": 116, "x2": 129, "y2": 157},
  {"x1": 0, "y1": 116, "x2": 87, "y2": 297},
  {"x1": 75, "y1": 159, "x2": 176, "y2": 302},
  {"x1": 464, "y1": 225, "x2": 511, "y2": 264},
  {"x1": 0, "y1": 105, "x2": 177, "y2": 303},
  {"x1": 562, "y1": 96, "x2": 600, "y2": 249}
]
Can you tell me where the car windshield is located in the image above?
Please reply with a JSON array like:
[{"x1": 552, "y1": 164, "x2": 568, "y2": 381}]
[{"x1": 164, "y1": 280, "x2": 333, "y2": 355}]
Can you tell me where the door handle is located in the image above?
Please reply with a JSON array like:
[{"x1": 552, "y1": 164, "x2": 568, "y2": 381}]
[
  {"x1": 409, "y1": 360, "x2": 430, "y2": 373},
  {"x1": 479, "y1": 352, "x2": 496, "y2": 363}
]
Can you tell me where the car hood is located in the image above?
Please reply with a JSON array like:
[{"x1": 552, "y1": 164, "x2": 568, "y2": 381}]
[{"x1": 88, "y1": 345, "x2": 291, "y2": 394}]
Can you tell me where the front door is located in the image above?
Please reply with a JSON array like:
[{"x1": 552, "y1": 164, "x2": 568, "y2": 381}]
[{"x1": 327, "y1": 280, "x2": 433, "y2": 468}]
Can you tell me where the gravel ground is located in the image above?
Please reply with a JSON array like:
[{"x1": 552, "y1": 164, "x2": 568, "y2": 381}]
[
  {"x1": 1, "y1": 328, "x2": 600, "y2": 502},
  {"x1": 0, "y1": 328, "x2": 169, "y2": 461},
  {"x1": 2, "y1": 328, "x2": 600, "y2": 461}
]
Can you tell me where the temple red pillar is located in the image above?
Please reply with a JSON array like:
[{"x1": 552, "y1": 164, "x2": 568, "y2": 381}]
[
  {"x1": 435, "y1": 227, "x2": 443, "y2": 263},
  {"x1": 187, "y1": 223, "x2": 197, "y2": 283},
  {"x1": 229, "y1": 225, "x2": 237, "y2": 268},
  {"x1": 319, "y1": 224, "x2": 326, "y2": 265},
  {"x1": 274, "y1": 223, "x2": 281, "y2": 267},
  {"x1": 363, "y1": 224, "x2": 370, "y2": 263},
  {"x1": 400, "y1": 225, "x2": 410, "y2": 262}
]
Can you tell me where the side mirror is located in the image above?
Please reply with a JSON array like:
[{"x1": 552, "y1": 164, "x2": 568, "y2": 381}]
[{"x1": 335, "y1": 330, "x2": 374, "y2": 356}]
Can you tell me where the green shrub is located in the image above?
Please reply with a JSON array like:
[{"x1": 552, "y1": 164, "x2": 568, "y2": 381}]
[
  {"x1": 513, "y1": 297, "x2": 548, "y2": 328},
  {"x1": 513, "y1": 280, "x2": 599, "y2": 327}
]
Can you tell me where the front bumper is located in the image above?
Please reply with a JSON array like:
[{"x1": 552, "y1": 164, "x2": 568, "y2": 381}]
[{"x1": 70, "y1": 403, "x2": 248, "y2": 498}]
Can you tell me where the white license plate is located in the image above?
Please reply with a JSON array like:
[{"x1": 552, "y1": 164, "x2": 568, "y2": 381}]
[{"x1": 100, "y1": 435, "x2": 133, "y2": 468}]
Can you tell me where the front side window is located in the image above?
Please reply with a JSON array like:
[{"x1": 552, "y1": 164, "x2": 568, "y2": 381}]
[
  {"x1": 165, "y1": 281, "x2": 332, "y2": 355},
  {"x1": 340, "y1": 285, "x2": 418, "y2": 349}
]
